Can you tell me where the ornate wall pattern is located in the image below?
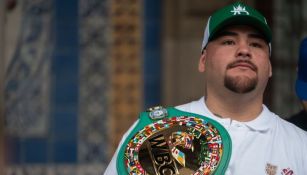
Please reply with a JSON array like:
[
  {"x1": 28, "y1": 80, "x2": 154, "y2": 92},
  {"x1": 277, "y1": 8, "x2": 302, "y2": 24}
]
[
  {"x1": 5, "y1": 0, "x2": 53, "y2": 137},
  {"x1": 109, "y1": 0, "x2": 143, "y2": 153},
  {"x1": 5, "y1": 0, "x2": 106, "y2": 174},
  {"x1": 78, "y1": 0, "x2": 110, "y2": 164}
]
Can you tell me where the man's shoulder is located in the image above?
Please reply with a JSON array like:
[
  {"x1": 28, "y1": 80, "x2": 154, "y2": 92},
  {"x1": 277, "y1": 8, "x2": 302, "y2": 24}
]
[
  {"x1": 255, "y1": 106, "x2": 307, "y2": 141},
  {"x1": 274, "y1": 114, "x2": 307, "y2": 141},
  {"x1": 175, "y1": 97, "x2": 204, "y2": 113},
  {"x1": 175, "y1": 102, "x2": 193, "y2": 112}
]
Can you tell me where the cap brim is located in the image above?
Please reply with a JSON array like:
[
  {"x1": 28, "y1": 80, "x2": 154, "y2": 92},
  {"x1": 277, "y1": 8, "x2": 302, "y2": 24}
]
[
  {"x1": 209, "y1": 15, "x2": 272, "y2": 43},
  {"x1": 296, "y1": 79, "x2": 307, "y2": 100}
]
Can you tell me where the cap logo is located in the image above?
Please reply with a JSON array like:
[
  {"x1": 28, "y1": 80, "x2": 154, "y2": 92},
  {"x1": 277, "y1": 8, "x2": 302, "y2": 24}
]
[{"x1": 231, "y1": 4, "x2": 249, "y2": 15}]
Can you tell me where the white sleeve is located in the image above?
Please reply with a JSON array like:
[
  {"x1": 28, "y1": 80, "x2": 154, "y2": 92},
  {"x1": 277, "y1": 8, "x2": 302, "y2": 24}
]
[{"x1": 103, "y1": 119, "x2": 140, "y2": 175}]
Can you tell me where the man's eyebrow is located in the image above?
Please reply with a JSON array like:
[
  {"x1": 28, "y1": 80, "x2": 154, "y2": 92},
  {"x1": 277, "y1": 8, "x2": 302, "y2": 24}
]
[
  {"x1": 212, "y1": 31, "x2": 237, "y2": 39},
  {"x1": 211, "y1": 30, "x2": 268, "y2": 42},
  {"x1": 248, "y1": 33, "x2": 267, "y2": 41}
]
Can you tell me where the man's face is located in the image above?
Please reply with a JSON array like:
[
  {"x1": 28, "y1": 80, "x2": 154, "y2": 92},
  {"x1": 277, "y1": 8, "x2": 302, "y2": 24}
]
[{"x1": 199, "y1": 25, "x2": 272, "y2": 94}]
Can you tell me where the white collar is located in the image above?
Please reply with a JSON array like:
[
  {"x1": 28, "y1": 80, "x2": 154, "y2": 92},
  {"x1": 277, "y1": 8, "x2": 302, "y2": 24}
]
[{"x1": 192, "y1": 97, "x2": 273, "y2": 132}]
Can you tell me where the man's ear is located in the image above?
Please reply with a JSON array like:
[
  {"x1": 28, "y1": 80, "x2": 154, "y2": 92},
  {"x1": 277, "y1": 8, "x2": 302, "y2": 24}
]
[{"x1": 198, "y1": 50, "x2": 206, "y2": 72}]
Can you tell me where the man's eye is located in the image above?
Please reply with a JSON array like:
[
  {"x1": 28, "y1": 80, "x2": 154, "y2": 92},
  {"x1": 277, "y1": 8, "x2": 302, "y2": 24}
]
[
  {"x1": 250, "y1": 42, "x2": 263, "y2": 48},
  {"x1": 222, "y1": 40, "x2": 235, "y2": 45}
]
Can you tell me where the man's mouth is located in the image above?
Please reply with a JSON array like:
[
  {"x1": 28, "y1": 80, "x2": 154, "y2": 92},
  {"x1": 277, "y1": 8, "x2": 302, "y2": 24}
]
[{"x1": 227, "y1": 61, "x2": 257, "y2": 72}]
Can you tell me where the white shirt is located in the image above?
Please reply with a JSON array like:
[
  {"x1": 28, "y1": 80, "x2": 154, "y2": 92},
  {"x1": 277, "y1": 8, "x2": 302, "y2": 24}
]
[{"x1": 104, "y1": 97, "x2": 307, "y2": 175}]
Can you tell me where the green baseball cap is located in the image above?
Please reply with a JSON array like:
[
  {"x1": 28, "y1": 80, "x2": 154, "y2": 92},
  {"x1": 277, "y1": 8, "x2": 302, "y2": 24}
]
[{"x1": 201, "y1": 2, "x2": 272, "y2": 52}]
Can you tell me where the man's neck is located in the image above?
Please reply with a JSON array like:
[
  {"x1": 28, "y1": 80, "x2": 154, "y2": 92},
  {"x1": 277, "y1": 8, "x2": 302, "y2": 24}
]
[{"x1": 205, "y1": 91, "x2": 264, "y2": 122}]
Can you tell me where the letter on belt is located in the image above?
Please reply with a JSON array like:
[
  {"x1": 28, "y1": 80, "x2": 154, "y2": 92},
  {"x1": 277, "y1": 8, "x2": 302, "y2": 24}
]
[{"x1": 116, "y1": 106, "x2": 232, "y2": 175}]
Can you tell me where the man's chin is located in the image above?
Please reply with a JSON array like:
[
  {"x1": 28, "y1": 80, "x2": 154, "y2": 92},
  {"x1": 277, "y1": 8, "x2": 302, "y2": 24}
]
[{"x1": 224, "y1": 76, "x2": 257, "y2": 93}]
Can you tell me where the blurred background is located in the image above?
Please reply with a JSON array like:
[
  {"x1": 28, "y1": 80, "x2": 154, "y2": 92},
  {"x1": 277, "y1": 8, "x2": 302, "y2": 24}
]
[{"x1": 0, "y1": 0, "x2": 307, "y2": 174}]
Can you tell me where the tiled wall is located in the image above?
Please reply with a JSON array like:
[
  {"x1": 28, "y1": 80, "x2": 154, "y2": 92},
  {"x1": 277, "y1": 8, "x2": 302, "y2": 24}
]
[
  {"x1": 4, "y1": 0, "x2": 162, "y2": 174},
  {"x1": 78, "y1": 0, "x2": 110, "y2": 164},
  {"x1": 143, "y1": 0, "x2": 162, "y2": 109},
  {"x1": 4, "y1": 0, "x2": 109, "y2": 174},
  {"x1": 5, "y1": 0, "x2": 54, "y2": 164},
  {"x1": 51, "y1": 0, "x2": 79, "y2": 163}
]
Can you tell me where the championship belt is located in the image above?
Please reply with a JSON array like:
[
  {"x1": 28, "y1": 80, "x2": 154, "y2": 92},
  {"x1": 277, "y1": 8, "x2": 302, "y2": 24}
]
[{"x1": 116, "y1": 106, "x2": 232, "y2": 175}]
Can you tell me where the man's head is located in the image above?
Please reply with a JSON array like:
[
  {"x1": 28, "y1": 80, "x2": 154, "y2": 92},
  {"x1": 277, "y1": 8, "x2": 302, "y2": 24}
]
[
  {"x1": 198, "y1": 2, "x2": 272, "y2": 95},
  {"x1": 295, "y1": 37, "x2": 307, "y2": 103}
]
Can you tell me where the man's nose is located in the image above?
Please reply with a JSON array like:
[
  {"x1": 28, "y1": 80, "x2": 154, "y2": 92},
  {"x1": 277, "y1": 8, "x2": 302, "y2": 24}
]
[{"x1": 236, "y1": 42, "x2": 251, "y2": 59}]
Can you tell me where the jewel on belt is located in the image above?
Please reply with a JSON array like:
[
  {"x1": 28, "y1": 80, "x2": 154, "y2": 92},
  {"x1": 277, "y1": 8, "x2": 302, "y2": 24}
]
[{"x1": 147, "y1": 106, "x2": 168, "y2": 120}]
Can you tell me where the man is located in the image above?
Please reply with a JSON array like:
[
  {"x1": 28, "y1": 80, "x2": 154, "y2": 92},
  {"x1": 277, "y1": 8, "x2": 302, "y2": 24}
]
[
  {"x1": 104, "y1": 2, "x2": 307, "y2": 175},
  {"x1": 288, "y1": 37, "x2": 307, "y2": 131}
]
